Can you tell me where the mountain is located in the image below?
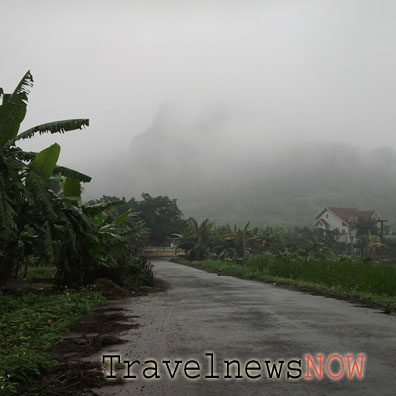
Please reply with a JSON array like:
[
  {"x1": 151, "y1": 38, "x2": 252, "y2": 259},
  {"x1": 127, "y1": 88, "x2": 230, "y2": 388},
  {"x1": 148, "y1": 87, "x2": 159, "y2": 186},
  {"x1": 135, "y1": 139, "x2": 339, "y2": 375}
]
[{"x1": 86, "y1": 105, "x2": 396, "y2": 229}]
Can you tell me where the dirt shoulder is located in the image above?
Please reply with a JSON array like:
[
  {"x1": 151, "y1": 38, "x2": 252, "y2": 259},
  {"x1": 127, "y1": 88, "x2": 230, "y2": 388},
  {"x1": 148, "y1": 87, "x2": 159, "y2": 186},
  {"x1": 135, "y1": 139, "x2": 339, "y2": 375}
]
[{"x1": 21, "y1": 278, "x2": 169, "y2": 396}]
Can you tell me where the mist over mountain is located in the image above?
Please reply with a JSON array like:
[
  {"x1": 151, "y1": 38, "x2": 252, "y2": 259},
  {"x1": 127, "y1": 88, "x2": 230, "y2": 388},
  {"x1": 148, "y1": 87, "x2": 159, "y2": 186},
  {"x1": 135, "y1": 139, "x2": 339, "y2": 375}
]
[{"x1": 85, "y1": 105, "x2": 396, "y2": 229}]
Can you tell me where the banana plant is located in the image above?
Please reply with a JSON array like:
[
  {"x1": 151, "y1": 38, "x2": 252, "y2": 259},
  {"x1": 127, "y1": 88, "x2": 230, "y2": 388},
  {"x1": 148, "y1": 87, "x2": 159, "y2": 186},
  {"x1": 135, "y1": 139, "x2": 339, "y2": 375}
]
[
  {"x1": 174, "y1": 217, "x2": 216, "y2": 260},
  {"x1": 0, "y1": 71, "x2": 90, "y2": 285}
]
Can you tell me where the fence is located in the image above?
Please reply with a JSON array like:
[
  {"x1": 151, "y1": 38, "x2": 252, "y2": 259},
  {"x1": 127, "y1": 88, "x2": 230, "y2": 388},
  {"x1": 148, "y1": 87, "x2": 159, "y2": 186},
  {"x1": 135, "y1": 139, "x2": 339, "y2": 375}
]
[{"x1": 140, "y1": 246, "x2": 185, "y2": 257}]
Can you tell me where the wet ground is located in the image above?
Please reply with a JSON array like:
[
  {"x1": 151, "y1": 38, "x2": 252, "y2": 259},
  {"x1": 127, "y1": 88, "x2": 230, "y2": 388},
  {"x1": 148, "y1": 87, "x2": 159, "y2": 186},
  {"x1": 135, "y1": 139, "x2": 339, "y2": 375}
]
[{"x1": 89, "y1": 259, "x2": 396, "y2": 395}]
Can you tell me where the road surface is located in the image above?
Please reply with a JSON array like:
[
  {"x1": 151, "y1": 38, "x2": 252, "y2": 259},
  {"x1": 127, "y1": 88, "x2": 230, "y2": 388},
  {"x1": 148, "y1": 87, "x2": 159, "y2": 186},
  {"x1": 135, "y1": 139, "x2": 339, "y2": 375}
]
[{"x1": 91, "y1": 259, "x2": 396, "y2": 395}]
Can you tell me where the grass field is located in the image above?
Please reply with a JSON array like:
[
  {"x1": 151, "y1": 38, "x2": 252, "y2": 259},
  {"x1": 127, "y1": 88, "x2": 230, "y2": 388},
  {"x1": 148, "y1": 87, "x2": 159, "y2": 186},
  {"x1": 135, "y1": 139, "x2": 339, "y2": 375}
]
[{"x1": 179, "y1": 254, "x2": 396, "y2": 312}]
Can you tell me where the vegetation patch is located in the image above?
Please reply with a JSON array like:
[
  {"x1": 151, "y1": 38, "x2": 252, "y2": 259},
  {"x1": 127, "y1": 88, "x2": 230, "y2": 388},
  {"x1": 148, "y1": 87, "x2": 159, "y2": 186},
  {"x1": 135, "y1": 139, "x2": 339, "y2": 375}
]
[
  {"x1": 20, "y1": 300, "x2": 137, "y2": 395},
  {"x1": 0, "y1": 290, "x2": 104, "y2": 395}
]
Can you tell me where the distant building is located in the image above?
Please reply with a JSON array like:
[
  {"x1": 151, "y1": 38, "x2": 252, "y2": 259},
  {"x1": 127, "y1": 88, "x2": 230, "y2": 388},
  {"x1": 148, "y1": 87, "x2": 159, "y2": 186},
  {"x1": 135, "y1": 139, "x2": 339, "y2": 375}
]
[{"x1": 314, "y1": 207, "x2": 383, "y2": 244}]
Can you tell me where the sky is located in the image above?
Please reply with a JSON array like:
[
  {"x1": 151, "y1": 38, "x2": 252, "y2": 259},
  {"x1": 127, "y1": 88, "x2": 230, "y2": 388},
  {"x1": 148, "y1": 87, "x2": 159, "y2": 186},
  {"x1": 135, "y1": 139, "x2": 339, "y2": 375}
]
[{"x1": 1, "y1": 0, "x2": 396, "y2": 190}]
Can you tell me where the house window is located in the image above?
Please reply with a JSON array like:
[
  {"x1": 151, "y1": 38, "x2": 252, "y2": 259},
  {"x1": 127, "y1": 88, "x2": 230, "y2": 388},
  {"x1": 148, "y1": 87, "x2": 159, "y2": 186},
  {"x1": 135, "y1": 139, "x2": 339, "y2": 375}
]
[{"x1": 325, "y1": 214, "x2": 329, "y2": 219}]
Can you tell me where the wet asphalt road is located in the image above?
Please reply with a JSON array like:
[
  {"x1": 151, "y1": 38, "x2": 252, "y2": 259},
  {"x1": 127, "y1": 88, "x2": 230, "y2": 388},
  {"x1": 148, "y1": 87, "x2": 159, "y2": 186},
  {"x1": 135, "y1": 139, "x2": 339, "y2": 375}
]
[{"x1": 92, "y1": 259, "x2": 396, "y2": 396}]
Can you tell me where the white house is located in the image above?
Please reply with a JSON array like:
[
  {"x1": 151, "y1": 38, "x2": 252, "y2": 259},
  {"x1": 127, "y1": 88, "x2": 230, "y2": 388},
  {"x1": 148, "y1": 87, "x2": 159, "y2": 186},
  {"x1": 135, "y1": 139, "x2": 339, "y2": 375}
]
[{"x1": 314, "y1": 207, "x2": 383, "y2": 244}]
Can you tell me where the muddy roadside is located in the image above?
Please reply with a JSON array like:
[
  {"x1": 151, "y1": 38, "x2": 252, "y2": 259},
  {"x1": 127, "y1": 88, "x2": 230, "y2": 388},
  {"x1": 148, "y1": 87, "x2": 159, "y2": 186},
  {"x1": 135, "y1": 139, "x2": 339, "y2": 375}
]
[{"x1": 21, "y1": 278, "x2": 169, "y2": 396}]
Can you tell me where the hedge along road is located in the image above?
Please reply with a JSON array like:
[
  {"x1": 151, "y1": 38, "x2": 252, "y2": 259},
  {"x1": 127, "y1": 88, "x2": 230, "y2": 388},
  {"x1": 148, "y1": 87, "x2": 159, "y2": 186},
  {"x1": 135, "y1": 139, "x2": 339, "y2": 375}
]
[{"x1": 91, "y1": 259, "x2": 396, "y2": 396}]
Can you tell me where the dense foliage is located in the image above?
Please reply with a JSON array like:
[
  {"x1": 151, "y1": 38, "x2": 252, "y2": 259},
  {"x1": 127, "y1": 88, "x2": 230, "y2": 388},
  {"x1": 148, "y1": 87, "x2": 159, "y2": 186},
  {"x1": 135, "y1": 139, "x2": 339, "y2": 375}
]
[
  {"x1": 129, "y1": 193, "x2": 184, "y2": 245},
  {"x1": 175, "y1": 215, "x2": 388, "y2": 262},
  {"x1": 175, "y1": 218, "x2": 216, "y2": 260},
  {"x1": 102, "y1": 193, "x2": 185, "y2": 246},
  {"x1": 0, "y1": 72, "x2": 150, "y2": 287},
  {"x1": 175, "y1": 218, "x2": 338, "y2": 261}
]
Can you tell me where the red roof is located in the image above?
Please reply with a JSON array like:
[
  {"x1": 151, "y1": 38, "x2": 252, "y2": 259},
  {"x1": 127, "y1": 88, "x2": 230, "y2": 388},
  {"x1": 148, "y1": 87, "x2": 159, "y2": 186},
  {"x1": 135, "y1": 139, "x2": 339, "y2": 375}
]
[
  {"x1": 358, "y1": 210, "x2": 377, "y2": 220},
  {"x1": 327, "y1": 207, "x2": 359, "y2": 225},
  {"x1": 317, "y1": 207, "x2": 380, "y2": 226}
]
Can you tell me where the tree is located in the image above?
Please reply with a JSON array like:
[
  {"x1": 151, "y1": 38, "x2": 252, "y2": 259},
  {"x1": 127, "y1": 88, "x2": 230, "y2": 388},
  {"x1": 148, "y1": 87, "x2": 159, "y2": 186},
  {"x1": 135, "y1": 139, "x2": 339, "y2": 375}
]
[{"x1": 128, "y1": 193, "x2": 184, "y2": 245}]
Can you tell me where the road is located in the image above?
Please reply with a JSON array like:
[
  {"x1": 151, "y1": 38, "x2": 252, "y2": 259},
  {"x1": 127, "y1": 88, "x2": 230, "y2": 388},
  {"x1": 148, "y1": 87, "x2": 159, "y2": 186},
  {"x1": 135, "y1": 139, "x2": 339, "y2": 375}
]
[{"x1": 92, "y1": 259, "x2": 396, "y2": 395}]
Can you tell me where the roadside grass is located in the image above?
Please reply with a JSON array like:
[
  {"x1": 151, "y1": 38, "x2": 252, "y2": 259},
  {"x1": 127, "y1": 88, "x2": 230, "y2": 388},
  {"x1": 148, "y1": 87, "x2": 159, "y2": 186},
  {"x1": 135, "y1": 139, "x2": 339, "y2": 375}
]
[
  {"x1": 0, "y1": 290, "x2": 105, "y2": 395},
  {"x1": 177, "y1": 254, "x2": 396, "y2": 312}
]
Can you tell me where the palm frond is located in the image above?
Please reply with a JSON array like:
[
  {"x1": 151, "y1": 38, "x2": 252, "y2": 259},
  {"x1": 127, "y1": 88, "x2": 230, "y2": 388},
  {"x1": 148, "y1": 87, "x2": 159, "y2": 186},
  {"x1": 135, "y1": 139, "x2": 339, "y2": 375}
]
[
  {"x1": 54, "y1": 166, "x2": 91, "y2": 183},
  {"x1": 7, "y1": 147, "x2": 37, "y2": 162},
  {"x1": 83, "y1": 200, "x2": 123, "y2": 216},
  {"x1": 14, "y1": 119, "x2": 89, "y2": 142},
  {"x1": 3, "y1": 71, "x2": 33, "y2": 107},
  {"x1": 0, "y1": 71, "x2": 33, "y2": 147},
  {"x1": 114, "y1": 208, "x2": 134, "y2": 225},
  {"x1": 2, "y1": 152, "x2": 26, "y2": 173}
]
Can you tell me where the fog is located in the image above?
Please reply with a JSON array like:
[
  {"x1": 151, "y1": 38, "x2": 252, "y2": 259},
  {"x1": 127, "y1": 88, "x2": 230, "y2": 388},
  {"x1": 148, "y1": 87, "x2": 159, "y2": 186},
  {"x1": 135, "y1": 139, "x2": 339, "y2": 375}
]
[{"x1": 2, "y1": 0, "x2": 396, "y2": 226}]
